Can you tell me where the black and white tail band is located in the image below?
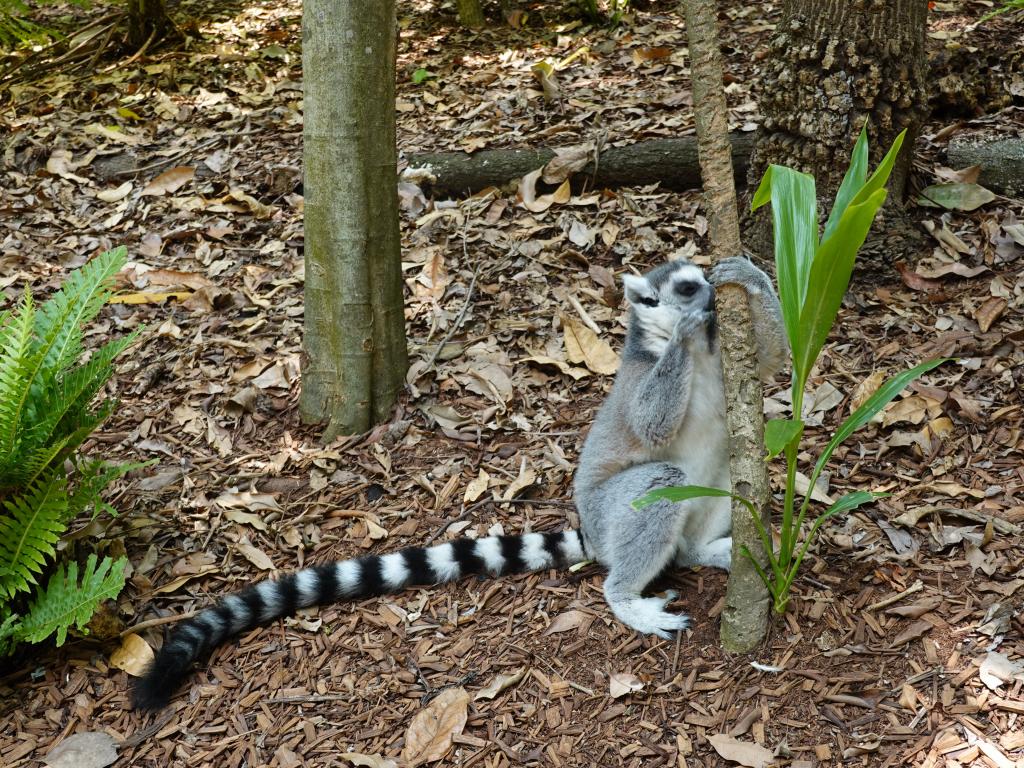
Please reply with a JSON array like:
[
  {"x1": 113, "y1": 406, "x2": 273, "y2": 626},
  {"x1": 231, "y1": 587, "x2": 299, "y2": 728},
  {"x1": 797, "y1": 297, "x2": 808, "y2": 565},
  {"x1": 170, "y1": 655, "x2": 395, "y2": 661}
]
[{"x1": 132, "y1": 530, "x2": 586, "y2": 711}]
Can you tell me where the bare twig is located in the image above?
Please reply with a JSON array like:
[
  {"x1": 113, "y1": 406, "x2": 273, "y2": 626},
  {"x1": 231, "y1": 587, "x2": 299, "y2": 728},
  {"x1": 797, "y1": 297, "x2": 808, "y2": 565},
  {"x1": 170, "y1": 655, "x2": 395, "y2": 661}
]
[
  {"x1": 866, "y1": 579, "x2": 924, "y2": 612},
  {"x1": 425, "y1": 219, "x2": 479, "y2": 372},
  {"x1": 120, "y1": 610, "x2": 196, "y2": 637}
]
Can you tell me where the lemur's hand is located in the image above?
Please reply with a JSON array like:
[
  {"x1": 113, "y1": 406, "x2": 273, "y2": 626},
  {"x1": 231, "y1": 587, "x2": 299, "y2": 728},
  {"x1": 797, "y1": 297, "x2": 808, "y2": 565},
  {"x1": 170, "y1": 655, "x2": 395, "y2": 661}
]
[
  {"x1": 671, "y1": 309, "x2": 713, "y2": 342},
  {"x1": 710, "y1": 257, "x2": 771, "y2": 295}
]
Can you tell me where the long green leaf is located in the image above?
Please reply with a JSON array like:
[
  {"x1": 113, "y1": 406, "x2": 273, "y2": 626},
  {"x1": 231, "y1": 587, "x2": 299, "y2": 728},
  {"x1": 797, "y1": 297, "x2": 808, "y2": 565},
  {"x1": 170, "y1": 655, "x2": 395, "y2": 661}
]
[
  {"x1": 751, "y1": 164, "x2": 817, "y2": 353},
  {"x1": 765, "y1": 418, "x2": 803, "y2": 459},
  {"x1": 808, "y1": 359, "x2": 949, "y2": 493},
  {"x1": 794, "y1": 189, "x2": 888, "y2": 386},
  {"x1": 845, "y1": 130, "x2": 907, "y2": 213},
  {"x1": 632, "y1": 485, "x2": 733, "y2": 510},
  {"x1": 821, "y1": 125, "x2": 869, "y2": 243},
  {"x1": 783, "y1": 490, "x2": 883, "y2": 598}
]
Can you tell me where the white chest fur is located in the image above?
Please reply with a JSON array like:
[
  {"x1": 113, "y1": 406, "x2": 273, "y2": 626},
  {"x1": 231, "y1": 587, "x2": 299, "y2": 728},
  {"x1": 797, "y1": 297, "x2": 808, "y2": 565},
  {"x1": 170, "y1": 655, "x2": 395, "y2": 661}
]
[{"x1": 658, "y1": 347, "x2": 729, "y2": 489}]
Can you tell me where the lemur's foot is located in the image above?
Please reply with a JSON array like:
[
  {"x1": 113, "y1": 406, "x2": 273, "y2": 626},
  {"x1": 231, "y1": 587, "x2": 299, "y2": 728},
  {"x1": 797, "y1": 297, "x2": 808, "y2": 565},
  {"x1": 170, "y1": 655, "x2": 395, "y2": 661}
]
[{"x1": 609, "y1": 591, "x2": 690, "y2": 640}]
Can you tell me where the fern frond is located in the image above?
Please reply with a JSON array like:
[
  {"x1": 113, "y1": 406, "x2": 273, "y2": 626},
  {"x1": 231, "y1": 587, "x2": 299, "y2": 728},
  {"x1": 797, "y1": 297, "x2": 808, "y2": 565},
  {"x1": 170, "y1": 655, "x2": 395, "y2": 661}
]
[
  {"x1": 32, "y1": 247, "x2": 127, "y2": 379},
  {"x1": 0, "y1": 293, "x2": 39, "y2": 462},
  {"x1": 1, "y1": 433, "x2": 76, "y2": 489},
  {"x1": 18, "y1": 332, "x2": 138, "y2": 473},
  {"x1": 12, "y1": 554, "x2": 126, "y2": 646},
  {"x1": 0, "y1": 608, "x2": 17, "y2": 656},
  {"x1": 68, "y1": 458, "x2": 150, "y2": 520},
  {"x1": 0, "y1": 471, "x2": 69, "y2": 599}
]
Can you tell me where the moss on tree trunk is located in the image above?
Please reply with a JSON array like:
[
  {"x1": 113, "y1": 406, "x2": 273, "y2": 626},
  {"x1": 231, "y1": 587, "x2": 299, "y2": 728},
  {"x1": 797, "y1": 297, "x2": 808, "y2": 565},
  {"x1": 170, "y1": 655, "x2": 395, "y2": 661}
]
[{"x1": 300, "y1": 0, "x2": 408, "y2": 438}]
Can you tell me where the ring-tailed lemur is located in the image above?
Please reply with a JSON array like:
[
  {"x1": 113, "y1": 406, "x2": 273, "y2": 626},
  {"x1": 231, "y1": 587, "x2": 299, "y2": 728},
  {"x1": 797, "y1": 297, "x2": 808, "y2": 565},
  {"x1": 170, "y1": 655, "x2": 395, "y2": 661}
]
[
  {"x1": 132, "y1": 256, "x2": 786, "y2": 712},
  {"x1": 574, "y1": 256, "x2": 787, "y2": 638}
]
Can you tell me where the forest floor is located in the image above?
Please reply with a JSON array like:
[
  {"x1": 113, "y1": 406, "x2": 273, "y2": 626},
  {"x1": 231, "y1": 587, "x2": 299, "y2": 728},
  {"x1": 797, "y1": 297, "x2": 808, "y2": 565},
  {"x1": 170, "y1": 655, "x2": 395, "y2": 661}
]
[{"x1": 2, "y1": 1, "x2": 1024, "y2": 767}]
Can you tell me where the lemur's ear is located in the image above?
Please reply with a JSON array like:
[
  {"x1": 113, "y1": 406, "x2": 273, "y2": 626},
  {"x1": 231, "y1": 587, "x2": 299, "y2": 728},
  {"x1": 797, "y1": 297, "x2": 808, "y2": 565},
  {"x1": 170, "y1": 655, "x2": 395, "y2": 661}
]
[{"x1": 622, "y1": 274, "x2": 659, "y2": 307}]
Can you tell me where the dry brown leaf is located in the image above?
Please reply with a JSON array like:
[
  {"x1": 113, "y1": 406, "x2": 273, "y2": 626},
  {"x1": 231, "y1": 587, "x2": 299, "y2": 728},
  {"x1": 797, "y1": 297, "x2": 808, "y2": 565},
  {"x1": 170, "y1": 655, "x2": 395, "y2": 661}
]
[
  {"x1": 502, "y1": 457, "x2": 536, "y2": 501},
  {"x1": 519, "y1": 169, "x2": 571, "y2": 213},
  {"x1": 226, "y1": 188, "x2": 277, "y2": 218},
  {"x1": 926, "y1": 481, "x2": 985, "y2": 499},
  {"x1": 894, "y1": 262, "x2": 945, "y2": 295},
  {"x1": 475, "y1": 667, "x2": 528, "y2": 700},
  {"x1": 141, "y1": 166, "x2": 195, "y2": 196},
  {"x1": 401, "y1": 687, "x2": 469, "y2": 767},
  {"x1": 632, "y1": 46, "x2": 673, "y2": 66},
  {"x1": 850, "y1": 371, "x2": 887, "y2": 414},
  {"x1": 235, "y1": 538, "x2": 276, "y2": 571},
  {"x1": 46, "y1": 149, "x2": 95, "y2": 183},
  {"x1": 975, "y1": 296, "x2": 1006, "y2": 332},
  {"x1": 708, "y1": 733, "x2": 775, "y2": 768},
  {"x1": 108, "y1": 290, "x2": 193, "y2": 305},
  {"x1": 562, "y1": 314, "x2": 618, "y2": 375},
  {"x1": 340, "y1": 754, "x2": 399, "y2": 768},
  {"x1": 979, "y1": 652, "x2": 1024, "y2": 691},
  {"x1": 144, "y1": 268, "x2": 215, "y2": 291},
  {"x1": 519, "y1": 354, "x2": 590, "y2": 380},
  {"x1": 915, "y1": 262, "x2": 989, "y2": 279},
  {"x1": 45, "y1": 732, "x2": 118, "y2": 768},
  {"x1": 898, "y1": 683, "x2": 919, "y2": 711},
  {"x1": 463, "y1": 469, "x2": 490, "y2": 504},
  {"x1": 412, "y1": 248, "x2": 449, "y2": 303},
  {"x1": 881, "y1": 395, "x2": 930, "y2": 427},
  {"x1": 223, "y1": 509, "x2": 269, "y2": 531},
  {"x1": 890, "y1": 620, "x2": 932, "y2": 647},
  {"x1": 609, "y1": 672, "x2": 644, "y2": 699},
  {"x1": 109, "y1": 633, "x2": 154, "y2": 677},
  {"x1": 365, "y1": 517, "x2": 389, "y2": 540},
  {"x1": 544, "y1": 609, "x2": 590, "y2": 635},
  {"x1": 96, "y1": 182, "x2": 133, "y2": 202},
  {"x1": 886, "y1": 596, "x2": 941, "y2": 618},
  {"x1": 214, "y1": 490, "x2": 282, "y2": 512},
  {"x1": 542, "y1": 144, "x2": 592, "y2": 184}
]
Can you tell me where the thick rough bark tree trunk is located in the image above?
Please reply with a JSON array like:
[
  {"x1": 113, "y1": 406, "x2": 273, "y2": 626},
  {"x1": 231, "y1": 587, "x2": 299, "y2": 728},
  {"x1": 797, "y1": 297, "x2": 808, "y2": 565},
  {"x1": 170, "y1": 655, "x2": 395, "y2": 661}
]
[
  {"x1": 301, "y1": 0, "x2": 408, "y2": 439},
  {"x1": 682, "y1": 0, "x2": 771, "y2": 653},
  {"x1": 745, "y1": 0, "x2": 929, "y2": 257}
]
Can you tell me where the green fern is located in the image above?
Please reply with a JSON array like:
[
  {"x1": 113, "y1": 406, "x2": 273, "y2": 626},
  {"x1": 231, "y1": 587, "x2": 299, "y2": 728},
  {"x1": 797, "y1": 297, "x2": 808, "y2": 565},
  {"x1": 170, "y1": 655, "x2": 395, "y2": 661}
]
[
  {"x1": 0, "y1": 471, "x2": 68, "y2": 599},
  {"x1": 13, "y1": 554, "x2": 126, "y2": 646},
  {"x1": 0, "y1": 292, "x2": 38, "y2": 461},
  {"x1": 0, "y1": 246, "x2": 142, "y2": 654}
]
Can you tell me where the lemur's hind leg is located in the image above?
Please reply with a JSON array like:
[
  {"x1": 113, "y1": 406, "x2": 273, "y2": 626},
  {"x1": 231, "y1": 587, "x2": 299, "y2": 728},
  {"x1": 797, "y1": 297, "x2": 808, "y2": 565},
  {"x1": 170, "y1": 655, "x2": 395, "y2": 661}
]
[
  {"x1": 675, "y1": 536, "x2": 733, "y2": 571},
  {"x1": 594, "y1": 463, "x2": 695, "y2": 639}
]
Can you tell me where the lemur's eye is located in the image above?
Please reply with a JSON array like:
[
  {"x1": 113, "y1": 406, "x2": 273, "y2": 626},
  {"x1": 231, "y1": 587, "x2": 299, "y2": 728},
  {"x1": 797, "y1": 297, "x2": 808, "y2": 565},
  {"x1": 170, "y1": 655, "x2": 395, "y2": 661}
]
[{"x1": 675, "y1": 280, "x2": 699, "y2": 297}]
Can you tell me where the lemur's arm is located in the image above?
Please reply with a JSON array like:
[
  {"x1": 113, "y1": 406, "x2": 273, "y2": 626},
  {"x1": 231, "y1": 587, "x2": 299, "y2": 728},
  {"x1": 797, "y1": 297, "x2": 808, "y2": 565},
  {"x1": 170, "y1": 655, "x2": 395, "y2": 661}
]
[
  {"x1": 623, "y1": 312, "x2": 707, "y2": 449},
  {"x1": 710, "y1": 257, "x2": 789, "y2": 380}
]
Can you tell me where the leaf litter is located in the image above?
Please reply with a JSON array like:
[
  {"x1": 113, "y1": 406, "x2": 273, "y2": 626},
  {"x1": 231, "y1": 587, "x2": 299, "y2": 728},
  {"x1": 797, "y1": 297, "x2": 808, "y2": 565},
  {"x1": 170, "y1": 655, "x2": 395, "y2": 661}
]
[{"x1": 1, "y1": 1, "x2": 1023, "y2": 767}]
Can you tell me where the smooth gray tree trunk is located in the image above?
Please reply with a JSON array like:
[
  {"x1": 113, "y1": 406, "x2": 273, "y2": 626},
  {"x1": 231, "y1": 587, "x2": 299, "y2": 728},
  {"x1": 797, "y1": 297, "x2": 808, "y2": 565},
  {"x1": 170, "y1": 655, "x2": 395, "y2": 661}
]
[{"x1": 301, "y1": 0, "x2": 408, "y2": 439}]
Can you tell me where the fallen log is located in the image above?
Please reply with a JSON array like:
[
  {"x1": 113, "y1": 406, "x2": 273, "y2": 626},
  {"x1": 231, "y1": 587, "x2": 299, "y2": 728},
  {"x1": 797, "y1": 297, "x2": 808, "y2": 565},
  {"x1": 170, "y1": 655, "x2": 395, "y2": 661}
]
[
  {"x1": 405, "y1": 133, "x2": 756, "y2": 196},
  {"x1": 947, "y1": 135, "x2": 1024, "y2": 197}
]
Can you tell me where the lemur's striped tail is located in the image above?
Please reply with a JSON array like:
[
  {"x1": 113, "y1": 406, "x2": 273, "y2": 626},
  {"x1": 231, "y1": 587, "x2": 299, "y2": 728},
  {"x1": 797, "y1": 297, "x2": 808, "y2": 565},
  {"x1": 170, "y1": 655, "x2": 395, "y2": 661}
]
[{"x1": 132, "y1": 530, "x2": 586, "y2": 711}]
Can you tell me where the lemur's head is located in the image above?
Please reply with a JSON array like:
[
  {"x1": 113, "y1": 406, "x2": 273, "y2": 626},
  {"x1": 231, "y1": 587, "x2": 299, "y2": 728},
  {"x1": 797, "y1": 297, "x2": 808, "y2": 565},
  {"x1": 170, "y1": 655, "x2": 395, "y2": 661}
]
[{"x1": 622, "y1": 260, "x2": 713, "y2": 339}]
